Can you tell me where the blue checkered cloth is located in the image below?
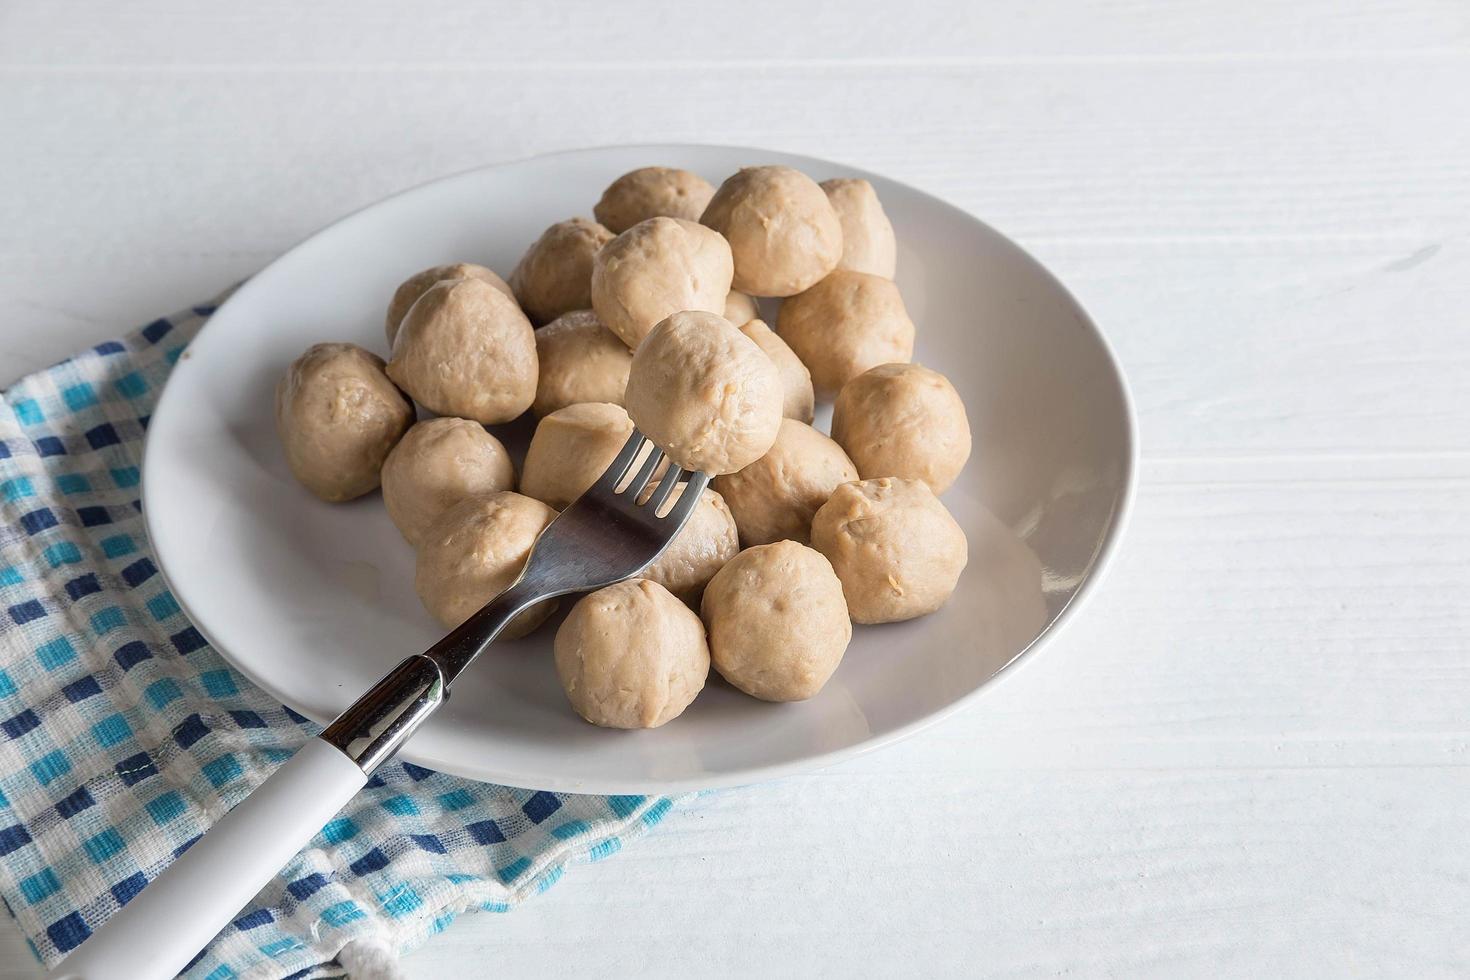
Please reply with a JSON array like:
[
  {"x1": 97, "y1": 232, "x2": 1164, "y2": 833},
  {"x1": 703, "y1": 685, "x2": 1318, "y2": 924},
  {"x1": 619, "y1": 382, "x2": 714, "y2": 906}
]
[{"x1": 0, "y1": 302, "x2": 681, "y2": 979}]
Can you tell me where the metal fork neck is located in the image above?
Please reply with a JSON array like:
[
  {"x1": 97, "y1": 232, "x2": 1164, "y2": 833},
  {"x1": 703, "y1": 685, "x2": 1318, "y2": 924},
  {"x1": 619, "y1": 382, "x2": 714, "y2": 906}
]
[
  {"x1": 423, "y1": 580, "x2": 543, "y2": 683},
  {"x1": 320, "y1": 581, "x2": 541, "y2": 772},
  {"x1": 319, "y1": 654, "x2": 444, "y2": 772}
]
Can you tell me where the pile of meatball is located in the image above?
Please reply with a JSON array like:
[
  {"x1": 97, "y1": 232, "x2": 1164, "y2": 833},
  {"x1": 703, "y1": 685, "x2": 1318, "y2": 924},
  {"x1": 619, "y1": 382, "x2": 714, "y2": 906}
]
[{"x1": 275, "y1": 164, "x2": 972, "y2": 730}]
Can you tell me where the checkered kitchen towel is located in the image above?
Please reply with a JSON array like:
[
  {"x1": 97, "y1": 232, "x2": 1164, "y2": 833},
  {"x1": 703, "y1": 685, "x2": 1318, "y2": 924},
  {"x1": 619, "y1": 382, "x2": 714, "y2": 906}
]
[{"x1": 0, "y1": 301, "x2": 681, "y2": 979}]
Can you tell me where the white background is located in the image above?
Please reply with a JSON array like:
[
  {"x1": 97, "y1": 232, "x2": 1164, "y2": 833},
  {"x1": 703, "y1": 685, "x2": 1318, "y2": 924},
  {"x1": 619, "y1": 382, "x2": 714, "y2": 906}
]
[{"x1": 3, "y1": 1, "x2": 1470, "y2": 976}]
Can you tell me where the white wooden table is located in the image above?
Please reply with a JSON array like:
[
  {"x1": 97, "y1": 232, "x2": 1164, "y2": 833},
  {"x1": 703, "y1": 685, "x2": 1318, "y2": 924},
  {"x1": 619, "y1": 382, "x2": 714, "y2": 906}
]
[{"x1": 3, "y1": 2, "x2": 1469, "y2": 975}]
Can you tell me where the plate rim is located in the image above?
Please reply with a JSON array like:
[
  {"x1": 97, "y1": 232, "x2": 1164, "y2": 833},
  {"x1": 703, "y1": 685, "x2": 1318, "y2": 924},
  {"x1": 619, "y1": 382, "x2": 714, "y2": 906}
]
[{"x1": 141, "y1": 142, "x2": 1139, "y2": 792}]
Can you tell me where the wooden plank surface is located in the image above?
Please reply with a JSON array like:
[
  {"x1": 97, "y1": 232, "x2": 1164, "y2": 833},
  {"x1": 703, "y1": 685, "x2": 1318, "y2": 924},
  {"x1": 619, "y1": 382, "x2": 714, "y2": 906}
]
[
  {"x1": 3, "y1": 64, "x2": 1467, "y2": 454},
  {"x1": 3, "y1": 0, "x2": 1465, "y2": 65},
  {"x1": 1, "y1": 0, "x2": 1467, "y2": 976}
]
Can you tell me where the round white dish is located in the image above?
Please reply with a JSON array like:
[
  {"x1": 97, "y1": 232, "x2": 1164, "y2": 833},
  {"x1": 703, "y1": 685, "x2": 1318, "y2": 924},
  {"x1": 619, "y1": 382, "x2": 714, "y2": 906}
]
[{"x1": 142, "y1": 144, "x2": 1136, "y2": 793}]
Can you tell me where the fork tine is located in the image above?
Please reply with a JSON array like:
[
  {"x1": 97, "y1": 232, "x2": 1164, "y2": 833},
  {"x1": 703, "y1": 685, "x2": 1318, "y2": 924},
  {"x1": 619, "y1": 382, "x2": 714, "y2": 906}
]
[
  {"x1": 593, "y1": 430, "x2": 648, "y2": 494},
  {"x1": 645, "y1": 465, "x2": 686, "y2": 516},
  {"x1": 664, "y1": 471, "x2": 710, "y2": 523},
  {"x1": 622, "y1": 445, "x2": 667, "y2": 498}
]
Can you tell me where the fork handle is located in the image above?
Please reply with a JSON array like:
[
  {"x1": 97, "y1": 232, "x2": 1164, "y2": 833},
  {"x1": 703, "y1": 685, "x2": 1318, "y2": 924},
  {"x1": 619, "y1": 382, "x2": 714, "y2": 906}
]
[
  {"x1": 46, "y1": 583, "x2": 534, "y2": 979},
  {"x1": 47, "y1": 653, "x2": 450, "y2": 980},
  {"x1": 44, "y1": 739, "x2": 367, "y2": 980}
]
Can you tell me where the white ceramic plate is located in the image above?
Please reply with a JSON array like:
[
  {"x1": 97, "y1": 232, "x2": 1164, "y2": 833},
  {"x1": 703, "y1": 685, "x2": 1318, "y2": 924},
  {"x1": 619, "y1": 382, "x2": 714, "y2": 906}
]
[{"x1": 142, "y1": 144, "x2": 1136, "y2": 793}]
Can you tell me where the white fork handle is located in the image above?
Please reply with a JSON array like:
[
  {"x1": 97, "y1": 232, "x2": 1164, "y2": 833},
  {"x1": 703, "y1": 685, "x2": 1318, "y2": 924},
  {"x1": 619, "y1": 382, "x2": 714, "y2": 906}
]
[{"x1": 45, "y1": 739, "x2": 366, "y2": 980}]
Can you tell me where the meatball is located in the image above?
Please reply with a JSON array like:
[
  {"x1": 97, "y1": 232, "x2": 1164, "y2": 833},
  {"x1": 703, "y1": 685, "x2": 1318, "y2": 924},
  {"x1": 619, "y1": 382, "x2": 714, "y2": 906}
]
[
  {"x1": 723, "y1": 289, "x2": 760, "y2": 326},
  {"x1": 831, "y1": 363, "x2": 971, "y2": 494},
  {"x1": 509, "y1": 217, "x2": 614, "y2": 325},
  {"x1": 641, "y1": 485, "x2": 740, "y2": 602},
  {"x1": 554, "y1": 578, "x2": 709, "y2": 729},
  {"x1": 713, "y1": 419, "x2": 857, "y2": 547},
  {"x1": 414, "y1": 491, "x2": 558, "y2": 638},
  {"x1": 590, "y1": 217, "x2": 733, "y2": 348},
  {"x1": 701, "y1": 540, "x2": 851, "y2": 701},
  {"x1": 380, "y1": 417, "x2": 516, "y2": 546},
  {"x1": 776, "y1": 270, "x2": 914, "y2": 399},
  {"x1": 738, "y1": 318, "x2": 814, "y2": 423},
  {"x1": 810, "y1": 478, "x2": 968, "y2": 624},
  {"x1": 520, "y1": 402, "x2": 663, "y2": 510},
  {"x1": 385, "y1": 263, "x2": 514, "y2": 346},
  {"x1": 624, "y1": 311, "x2": 782, "y2": 475},
  {"x1": 593, "y1": 167, "x2": 716, "y2": 234},
  {"x1": 275, "y1": 342, "x2": 413, "y2": 502},
  {"x1": 532, "y1": 309, "x2": 634, "y2": 416},
  {"x1": 700, "y1": 165, "x2": 843, "y2": 297},
  {"x1": 820, "y1": 178, "x2": 897, "y2": 279},
  {"x1": 387, "y1": 277, "x2": 537, "y2": 424}
]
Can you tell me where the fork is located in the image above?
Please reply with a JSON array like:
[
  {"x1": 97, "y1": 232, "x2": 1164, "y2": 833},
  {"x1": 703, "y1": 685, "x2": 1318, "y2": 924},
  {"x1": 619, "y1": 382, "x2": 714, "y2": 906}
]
[{"x1": 48, "y1": 431, "x2": 708, "y2": 980}]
